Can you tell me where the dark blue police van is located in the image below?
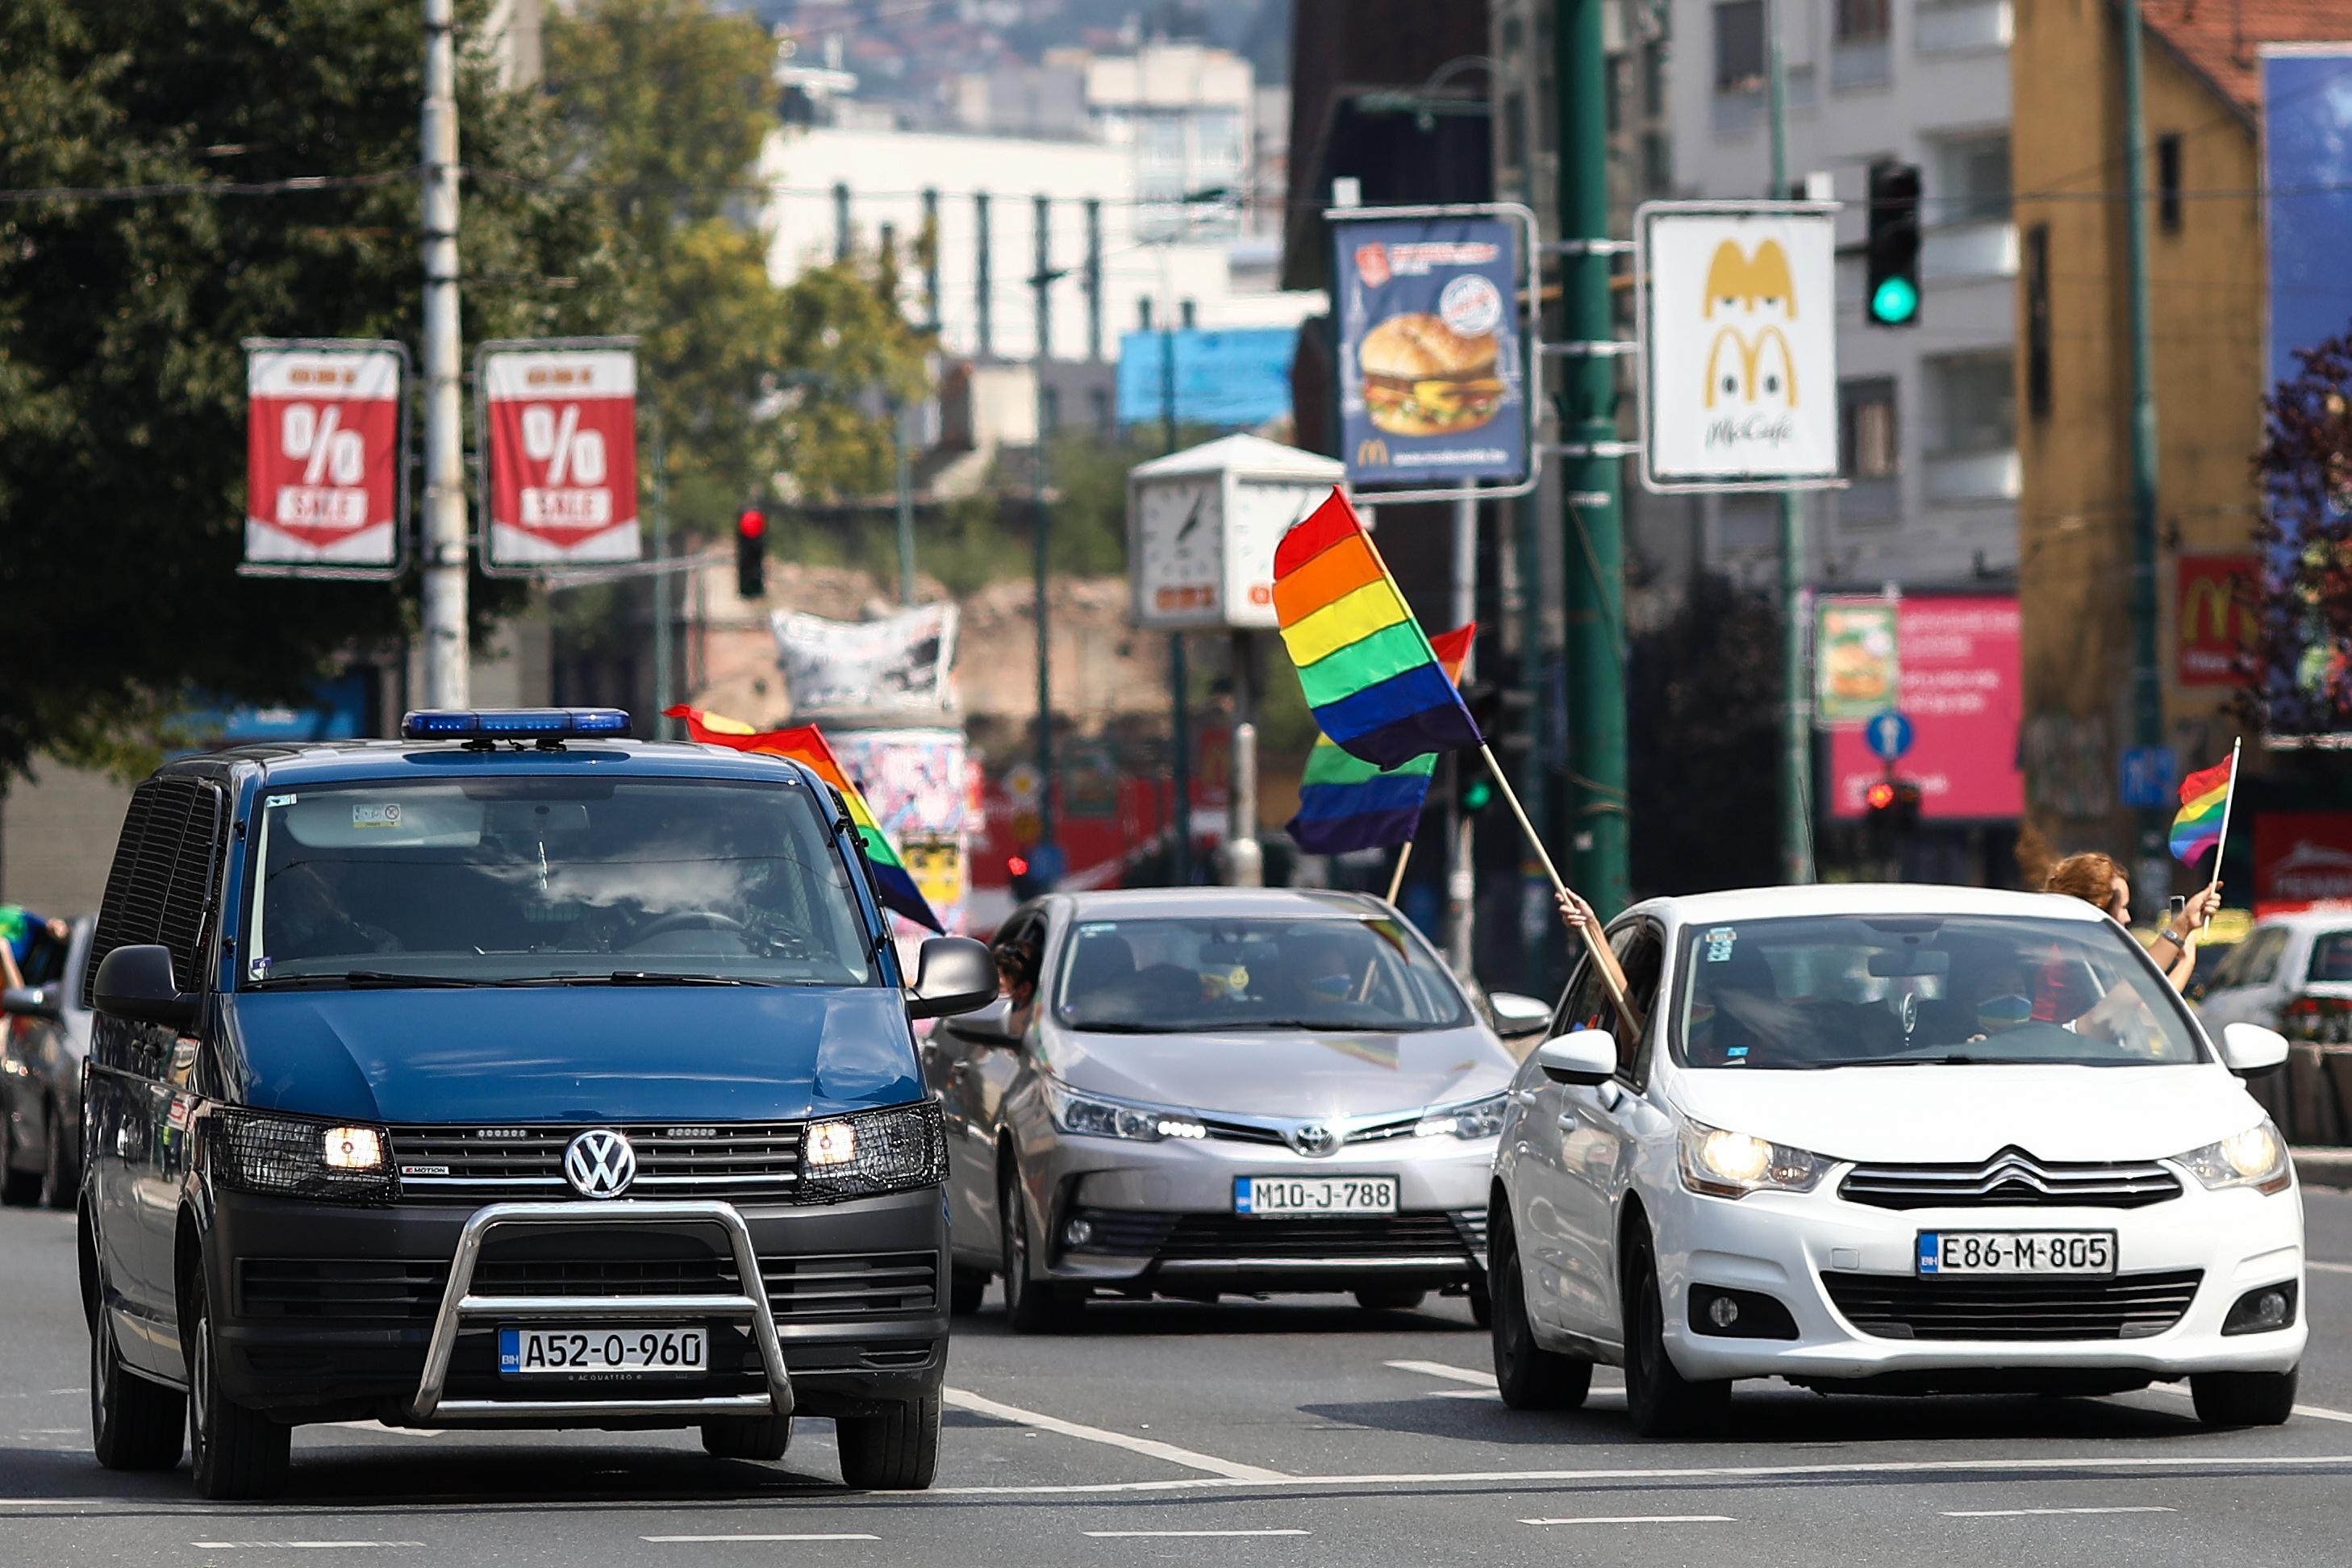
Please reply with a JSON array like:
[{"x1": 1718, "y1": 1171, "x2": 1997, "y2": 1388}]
[{"x1": 77, "y1": 708, "x2": 997, "y2": 1499}]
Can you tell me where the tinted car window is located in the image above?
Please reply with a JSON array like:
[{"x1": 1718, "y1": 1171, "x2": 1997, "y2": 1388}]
[
  {"x1": 244, "y1": 776, "x2": 874, "y2": 987},
  {"x1": 2308, "y1": 932, "x2": 2352, "y2": 983},
  {"x1": 2242, "y1": 928, "x2": 2289, "y2": 986},
  {"x1": 1053, "y1": 915, "x2": 1470, "y2": 1033}
]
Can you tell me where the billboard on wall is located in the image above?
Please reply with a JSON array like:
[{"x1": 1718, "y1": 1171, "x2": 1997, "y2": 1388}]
[
  {"x1": 244, "y1": 340, "x2": 406, "y2": 574},
  {"x1": 2177, "y1": 554, "x2": 2259, "y2": 687},
  {"x1": 1116, "y1": 327, "x2": 1299, "y2": 431},
  {"x1": 478, "y1": 340, "x2": 640, "y2": 570},
  {"x1": 1829, "y1": 596, "x2": 2024, "y2": 820},
  {"x1": 2255, "y1": 811, "x2": 2352, "y2": 913},
  {"x1": 1815, "y1": 598, "x2": 1900, "y2": 726}
]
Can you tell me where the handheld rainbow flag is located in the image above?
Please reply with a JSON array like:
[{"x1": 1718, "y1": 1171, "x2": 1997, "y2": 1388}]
[
  {"x1": 1273, "y1": 489, "x2": 1482, "y2": 768},
  {"x1": 665, "y1": 706, "x2": 944, "y2": 932},
  {"x1": 1286, "y1": 623, "x2": 1476, "y2": 854},
  {"x1": 2170, "y1": 744, "x2": 2239, "y2": 869}
]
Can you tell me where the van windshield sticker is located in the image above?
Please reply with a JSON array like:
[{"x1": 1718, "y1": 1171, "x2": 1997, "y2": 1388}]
[
  {"x1": 248, "y1": 956, "x2": 272, "y2": 982},
  {"x1": 352, "y1": 803, "x2": 404, "y2": 830},
  {"x1": 1704, "y1": 927, "x2": 1737, "y2": 962},
  {"x1": 265, "y1": 793, "x2": 295, "y2": 808}
]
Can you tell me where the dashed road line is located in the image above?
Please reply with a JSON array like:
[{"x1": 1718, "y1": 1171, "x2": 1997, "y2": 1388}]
[
  {"x1": 642, "y1": 1534, "x2": 879, "y2": 1544},
  {"x1": 1943, "y1": 1507, "x2": 2174, "y2": 1518},
  {"x1": 1385, "y1": 1359, "x2": 1496, "y2": 1388},
  {"x1": 190, "y1": 1543, "x2": 425, "y2": 1551},
  {"x1": 1083, "y1": 1529, "x2": 1310, "y2": 1538},
  {"x1": 2307, "y1": 1261, "x2": 2352, "y2": 1275},
  {"x1": 943, "y1": 1387, "x2": 1288, "y2": 1483},
  {"x1": 1520, "y1": 1515, "x2": 1733, "y2": 1526}
]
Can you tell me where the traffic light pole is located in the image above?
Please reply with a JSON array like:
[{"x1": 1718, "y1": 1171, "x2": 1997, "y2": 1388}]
[
  {"x1": 1448, "y1": 489, "x2": 1476, "y2": 976},
  {"x1": 2122, "y1": 0, "x2": 2168, "y2": 898},
  {"x1": 1766, "y1": 0, "x2": 1814, "y2": 885},
  {"x1": 418, "y1": 0, "x2": 468, "y2": 709}
]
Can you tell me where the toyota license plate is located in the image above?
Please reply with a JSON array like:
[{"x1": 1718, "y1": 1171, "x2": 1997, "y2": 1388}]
[
  {"x1": 498, "y1": 1326, "x2": 707, "y2": 1377},
  {"x1": 1916, "y1": 1231, "x2": 2116, "y2": 1277},
  {"x1": 1234, "y1": 1175, "x2": 1398, "y2": 1216}
]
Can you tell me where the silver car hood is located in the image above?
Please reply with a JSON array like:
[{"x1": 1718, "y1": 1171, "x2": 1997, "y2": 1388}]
[{"x1": 1043, "y1": 1023, "x2": 1515, "y2": 1120}]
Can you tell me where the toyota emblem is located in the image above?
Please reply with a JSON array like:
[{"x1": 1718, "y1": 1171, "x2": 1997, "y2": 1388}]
[
  {"x1": 1287, "y1": 1123, "x2": 1340, "y2": 1158},
  {"x1": 564, "y1": 1129, "x2": 637, "y2": 1199}
]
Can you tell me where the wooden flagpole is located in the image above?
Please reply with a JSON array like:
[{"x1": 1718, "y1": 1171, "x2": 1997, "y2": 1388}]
[
  {"x1": 1476, "y1": 744, "x2": 1641, "y2": 1040},
  {"x1": 1383, "y1": 838, "x2": 1415, "y2": 906}
]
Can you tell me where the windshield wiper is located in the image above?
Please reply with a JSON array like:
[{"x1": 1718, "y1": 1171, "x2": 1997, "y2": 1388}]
[
  {"x1": 597, "y1": 971, "x2": 764, "y2": 986},
  {"x1": 252, "y1": 971, "x2": 498, "y2": 990},
  {"x1": 1836, "y1": 1053, "x2": 1995, "y2": 1067}
]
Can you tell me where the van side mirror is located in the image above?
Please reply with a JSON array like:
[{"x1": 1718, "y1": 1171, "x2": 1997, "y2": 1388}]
[
  {"x1": 2220, "y1": 1021, "x2": 2290, "y2": 1077},
  {"x1": 1535, "y1": 1031, "x2": 1617, "y2": 1086},
  {"x1": 1488, "y1": 991, "x2": 1552, "y2": 1040},
  {"x1": 1, "y1": 985, "x2": 59, "y2": 1022},
  {"x1": 906, "y1": 936, "x2": 999, "y2": 1020},
  {"x1": 94, "y1": 944, "x2": 195, "y2": 1030}
]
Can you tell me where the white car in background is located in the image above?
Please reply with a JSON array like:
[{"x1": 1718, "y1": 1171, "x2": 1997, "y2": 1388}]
[
  {"x1": 1488, "y1": 885, "x2": 2304, "y2": 1437},
  {"x1": 2193, "y1": 906, "x2": 2352, "y2": 1035}
]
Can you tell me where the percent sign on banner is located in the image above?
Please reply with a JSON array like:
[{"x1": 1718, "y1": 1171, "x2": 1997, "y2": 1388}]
[
  {"x1": 478, "y1": 340, "x2": 641, "y2": 570},
  {"x1": 243, "y1": 340, "x2": 406, "y2": 574}
]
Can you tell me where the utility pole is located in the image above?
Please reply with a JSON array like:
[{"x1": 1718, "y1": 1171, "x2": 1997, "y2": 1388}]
[
  {"x1": 1032, "y1": 195, "x2": 1057, "y2": 862},
  {"x1": 1448, "y1": 490, "x2": 1477, "y2": 974},
  {"x1": 650, "y1": 423, "x2": 673, "y2": 738},
  {"x1": 419, "y1": 0, "x2": 468, "y2": 707},
  {"x1": 1556, "y1": 0, "x2": 1631, "y2": 916},
  {"x1": 1163, "y1": 293, "x2": 1192, "y2": 886},
  {"x1": 1766, "y1": 0, "x2": 1814, "y2": 883},
  {"x1": 2122, "y1": 0, "x2": 2167, "y2": 895},
  {"x1": 892, "y1": 400, "x2": 916, "y2": 606}
]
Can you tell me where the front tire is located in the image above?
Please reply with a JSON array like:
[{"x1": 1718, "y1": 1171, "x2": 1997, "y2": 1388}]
[
  {"x1": 41, "y1": 1103, "x2": 77, "y2": 1210},
  {"x1": 186, "y1": 1267, "x2": 291, "y2": 1499},
  {"x1": 0, "y1": 1111, "x2": 40, "y2": 1207},
  {"x1": 836, "y1": 1392, "x2": 940, "y2": 1490},
  {"x1": 90, "y1": 1307, "x2": 184, "y2": 1472},
  {"x1": 949, "y1": 1266, "x2": 989, "y2": 1316},
  {"x1": 702, "y1": 1412, "x2": 793, "y2": 1461},
  {"x1": 1490, "y1": 1215, "x2": 1592, "y2": 1410},
  {"x1": 1621, "y1": 1225, "x2": 1729, "y2": 1440},
  {"x1": 999, "y1": 1163, "x2": 1082, "y2": 1334},
  {"x1": 1353, "y1": 1287, "x2": 1427, "y2": 1313},
  {"x1": 2191, "y1": 1368, "x2": 2298, "y2": 1428}
]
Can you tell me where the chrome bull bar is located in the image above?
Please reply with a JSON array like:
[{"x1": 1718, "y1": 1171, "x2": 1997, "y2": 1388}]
[{"x1": 408, "y1": 1199, "x2": 794, "y2": 1425}]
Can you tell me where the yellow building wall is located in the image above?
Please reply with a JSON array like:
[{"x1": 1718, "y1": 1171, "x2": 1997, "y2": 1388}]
[{"x1": 2013, "y1": 0, "x2": 2266, "y2": 867}]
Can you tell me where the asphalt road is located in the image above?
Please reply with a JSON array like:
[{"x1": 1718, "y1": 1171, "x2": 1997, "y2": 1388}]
[{"x1": 8, "y1": 1195, "x2": 2352, "y2": 1567}]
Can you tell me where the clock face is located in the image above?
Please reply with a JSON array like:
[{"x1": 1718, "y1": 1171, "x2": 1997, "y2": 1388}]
[
  {"x1": 1227, "y1": 482, "x2": 1326, "y2": 629},
  {"x1": 1133, "y1": 478, "x2": 1224, "y2": 627}
]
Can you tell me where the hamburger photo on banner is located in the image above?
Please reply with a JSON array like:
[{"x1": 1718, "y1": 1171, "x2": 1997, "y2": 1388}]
[{"x1": 1358, "y1": 312, "x2": 1506, "y2": 437}]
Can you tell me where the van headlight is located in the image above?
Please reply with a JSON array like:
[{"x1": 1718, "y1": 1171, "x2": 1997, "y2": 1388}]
[
  {"x1": 1416, "y1": 1092, "x2": 1508, "y2": 1140},
  {"x1": 2174, "y1": 1120, "x2": 2292, "y2": 1195},
  {"x1": 1041, "y1": 1079, "x2": 1208, "y2": 1142},
  {"x1": 797, "y1": 1099, "x2": 947, "y2": 1199},
  {"x1": 205, "y1": 1109, "x2": 397, "y2": 1204},
  {"x1": 1678, "y1": 1116, "x2": 1829, "y2": 1199}
]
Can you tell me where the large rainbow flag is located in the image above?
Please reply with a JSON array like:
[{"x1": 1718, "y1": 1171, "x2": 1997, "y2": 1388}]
[
  {"x1": 1272, "y1": 489, "x2": 1483, "y2": 768},
  {"x1": 1285, "y1": 623, "x2": 1476, "y2": 854},
  {"x1": 2170, "y1": 754, "x2": 2235, "y2": 867},
  {"x1": 665, "y1": 706, "x2": 943, "y2": 932}
]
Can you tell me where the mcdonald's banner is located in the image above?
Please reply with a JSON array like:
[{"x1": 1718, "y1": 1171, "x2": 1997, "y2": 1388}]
[
  {"x1": 1332, "y1": 217, "x2": 1528, "y2": 489},
  {"x1": 2176, "y1": 553, "x2": 2258, "y2": 688}
]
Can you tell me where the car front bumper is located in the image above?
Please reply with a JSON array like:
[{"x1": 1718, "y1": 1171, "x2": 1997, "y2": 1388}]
[
  {"x1": 205, "y1": 1183, "x2": 949, "y2": 1427},
  {"x1": 1649, "y1": 1177, "x2": 2306, "y2": 1386}
]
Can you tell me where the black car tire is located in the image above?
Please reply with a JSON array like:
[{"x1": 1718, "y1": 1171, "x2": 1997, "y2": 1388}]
[
  {"x1": 1353, "y1": 1287, "x2": 1427, "y2": 1312},
  {"x1": 701, "y1": 1412, "x2": 794, "y2": 1461},
  {"x1": 40, "y1": 1103, "x2": 77, "y2": 1210},
  {"x1": 0, "y1": 1112, "x2": 40, "y2": 1207},
  {"x1": 186, "y1": 1266, "x2": 291, "y2": 1499},
  {"x1": 2191, "y1": 1368, "x2": 2298, "y2": 1428},
  {"x1": 90, "y1": 1308, "x2": 185, "y2": 1471},
  {"x1": 999, "y1": 1164, "x2": 1082, "y2": 1334},
  {"x1": 836, "y1": 1391, "x2": 941, "y2": 1490},
  {"x1": 949, "y1": 1266, "x2": 989, "y2": 1316},
  {"x1": 1467, "y1": 1277, "x2": 1493, "y2": 1330},
  {"x1": 1490, "y1": 1215, "x2": 1592, "y2": 1411},
  {"x1": 1621, "y1": 1224, "x2": 1730, "y2": 1440}
]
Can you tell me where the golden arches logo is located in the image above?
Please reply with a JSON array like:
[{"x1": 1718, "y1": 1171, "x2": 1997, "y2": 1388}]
[
  {"x1": 1704, "y1": 239, "x2": 1797, "y2": 319},
  {"x1": 1355, "y1": 437, "x2": 1391, "y2": 467},
  {"x1": 2183, "y1": 573, "x2": 2252, "y2": 642},
  {"x1": 1703, "y1": 323, "x2": 1799, "y2": 409}
]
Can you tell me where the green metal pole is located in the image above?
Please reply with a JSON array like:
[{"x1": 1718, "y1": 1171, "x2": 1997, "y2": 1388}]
[
  {"x1": 1766, "y1": 0, "x2": 1813, "y2": 884},
  {"x1": 1165, "y1": 297, "x2": 1192, "y2": 885},
  {"x1": 2122, "y1": 0, "x2": 2166, "y2": 885},
  {"x1": 892, "y1": 401, "x2": 915, "y2": 607},
  {"x1": 1558, "y1": 0, "x2": 1630, "y2": 917},
  {"x1": 651, "y1": 421, "x2": 673, "y2": 740},
  {"x1": 1033, "y1": 197, "x2": 1057, "y2": 858}
]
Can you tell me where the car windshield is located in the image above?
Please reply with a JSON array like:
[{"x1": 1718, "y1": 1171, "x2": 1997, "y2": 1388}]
[
  {"x1": 2308, "y1": 931, "x2": 2352, "y2": 982},
  {"x1": 1672, "y1": 913, "x2": 2205, "y2": 1070},
  {"x1": 1053, "y1": 915, "x2": 1470, "y2": 1033},
  {"x1": 244, "y1": 776, "x2": 875, "y2": 988}
]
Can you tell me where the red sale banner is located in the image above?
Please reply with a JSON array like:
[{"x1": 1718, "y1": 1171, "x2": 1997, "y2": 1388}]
[
  {"x1": 244, "y1": 341, "x2": 405, "y2": 572},
  {"x1": 479, "y1": 343, "x2": 640, "y2": 569}
]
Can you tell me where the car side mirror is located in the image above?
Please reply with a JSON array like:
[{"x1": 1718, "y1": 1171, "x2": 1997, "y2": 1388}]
[
  {"x1": 2220, "y1": 1021, "x2": 2290, "y2": 1077},
  {"x1": 93, "y1": 944, "x2": 196, "y2": 1030},
  {"x1": 1488, "y1": 991, "x2": 1552, "y2": 1040},
  {"x1": 1, "y1": 985, "x2": 59, "y2": 1022},
  {"x1": 1535, "y1": 1030, "x2": 1617, "y2": 1086},
  {"x1": 905, "y1": 936, "x2": 999, "y2": 1021}
]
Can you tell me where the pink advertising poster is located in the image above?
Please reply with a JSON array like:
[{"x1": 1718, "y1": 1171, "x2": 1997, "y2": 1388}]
[{"x1": 1829, "y1": 595, "x2": 2024, "y2": 820}]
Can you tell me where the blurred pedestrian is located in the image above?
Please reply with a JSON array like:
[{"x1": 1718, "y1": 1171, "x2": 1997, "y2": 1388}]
[{"x1": 0, "y1": 905, "x2": 67, "y2": 991}]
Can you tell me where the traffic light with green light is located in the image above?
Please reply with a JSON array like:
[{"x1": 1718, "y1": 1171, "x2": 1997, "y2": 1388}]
[{"x1": 1866, "y1": 161, "x2": 1922, "y2": 328}]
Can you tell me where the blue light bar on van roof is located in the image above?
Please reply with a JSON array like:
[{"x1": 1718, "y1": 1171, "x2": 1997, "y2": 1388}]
[{"x1": 399, "y1": 707, "x2": 632, "y2": 741}]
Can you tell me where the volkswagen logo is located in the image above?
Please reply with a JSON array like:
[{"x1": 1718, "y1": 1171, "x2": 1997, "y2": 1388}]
[
  {"x1": 1286, "y1": 1122, "x2": 1340, "y2": 1158},
  {"x1": 564, "y1": 1129, "x2": 636, "y2": 1199}
]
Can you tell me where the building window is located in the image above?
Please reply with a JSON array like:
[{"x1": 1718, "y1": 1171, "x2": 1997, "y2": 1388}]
[
  {"x1": 2158, "y1": 132, "x2": 2183, "y2": 232},
  {"x1": 1714, "y1": 0, "x2": 1764, "y2": 93},
  {"x1": 1089, "y1": 386, "x2": 1112, "y2": 432},
  {"x1": 2025, "y1": 223, "x2": 2051, "y2": 419},
  {"x1": 1841, "y1": 380, "x2": 1899, "y2": 478},
  {"x1": 1041, "y1": 386, "x2": 1061, "y2": 432},
  {"x1": 1937, "y1": 132, "x2": 2012, "y2": 223},
  {"x1": 1836, "y1": 0, "x2": 1891, "y2": 41},
  {"x1": 1927, "y1": 352, "x2": 2017, "y2": 453},
  {"x1": 1138, "y1": 298, "x2": 1153, "y2": 331},
  {"x1": 1179, "y1": 298, "x2": 1198, "y2": 329}
]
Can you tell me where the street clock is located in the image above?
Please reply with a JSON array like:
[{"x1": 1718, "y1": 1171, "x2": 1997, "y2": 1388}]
[{"x1": 1128, "y1": 435, "x2": 1348, "y2": 632}]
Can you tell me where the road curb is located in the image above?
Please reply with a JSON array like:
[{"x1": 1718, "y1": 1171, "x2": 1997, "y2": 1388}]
[{"x1": 2292, "y1": 1146, "x2": 2352, "y2": 1189}]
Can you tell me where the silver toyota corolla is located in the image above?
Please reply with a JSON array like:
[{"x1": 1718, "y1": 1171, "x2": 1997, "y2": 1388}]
[{"x1": 924, "y1": 887, "x2": 1544, "y2": 1331}]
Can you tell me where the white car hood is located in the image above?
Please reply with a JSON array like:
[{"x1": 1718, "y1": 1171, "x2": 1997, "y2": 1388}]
[{"x1": 1666, "y1": 1063, "x2": 2268, "y2": 1165}]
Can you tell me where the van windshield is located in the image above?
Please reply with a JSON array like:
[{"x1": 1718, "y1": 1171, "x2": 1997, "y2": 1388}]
[{"x1": 244, "y1": 776, "x2": 876, "y2": 989}]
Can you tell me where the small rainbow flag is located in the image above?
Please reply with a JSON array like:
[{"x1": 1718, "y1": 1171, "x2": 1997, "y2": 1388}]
[
  {"x1": 1273, "y1": 489, "x2": 1482, "y2": 768},
  {"x1": 1285, "y1": 623, "x2": 1476, "y2": 854},
  {"x1": 2170, "y1": 754, "x2": 2235, "y2": 867},
  {"x1": 665, "y1": 706, "x2": 943, "y2": 932}
]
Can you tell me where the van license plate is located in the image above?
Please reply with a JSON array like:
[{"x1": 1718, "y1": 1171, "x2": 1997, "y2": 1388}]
[
  {"x1": 1916, "y1": 1232, "x2": 2116, "y2": 1277},
  {"x1": 498, "y1": 1326, "x2": 707, "y2": 1376},
  {"x1": 1235, "y1": 1176, "x2": 1398, "y2": 1216}
]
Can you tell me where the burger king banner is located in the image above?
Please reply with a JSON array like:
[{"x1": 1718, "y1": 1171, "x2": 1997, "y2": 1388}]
[{"x1": 1332, "y1": 215, "x2": 1529, "y2": 490}]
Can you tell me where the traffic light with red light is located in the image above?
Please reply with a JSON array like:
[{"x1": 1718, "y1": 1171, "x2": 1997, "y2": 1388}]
[
  {"x1": 1864, "y1": 777, "x2": 1923, "y2": 836},
  {"x1": 735, "y1": 509, "x2": 767, "y2": 599}
]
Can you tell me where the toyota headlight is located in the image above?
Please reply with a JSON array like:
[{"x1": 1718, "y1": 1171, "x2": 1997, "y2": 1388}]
[
  {"x1": 1041, "y1": 1079, "x2": 1207, "y2": 1142},
  {"x1": 797, "y1": 1099, "x2": 947, "y2": 1199},
  {"x1": 2174, "y1": 1120, "x2": 2292, "y2": 1195},
  {"x1": 205, "y1": 1109, "x2": 397, "y2": 1204},
  {"x1": 1678, "y1": 1116, "x2": 1829, "y2": 1199},
  {"x1": 1416, "y1": 1092, "x2": 1508, "y2": 1141}
]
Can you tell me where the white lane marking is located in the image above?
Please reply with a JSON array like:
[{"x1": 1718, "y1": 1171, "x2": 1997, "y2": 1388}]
[
  {"x1": 1386, "y1": 1359, "x2": 1495, "y2": 1388},
  {"x1": 190, "y1": 1544, "x2": 424, "y2": 1551},
  {"x1": 2141, "y1": 1384, "x2": 2352, "y2": 1425},
  {"x1": 942, "y1": 1387, "x2": 1287, "y2": 1483},
  {"x1": 2307, "y1": 1260, "x2": 2352, "y2": 1274},
  {"x1": 0, "y1": 1500, "x2": 115, "y2": 1508},
  {"x1": 1083, "y1": 1530, "x2": 1310, "y2": 1538},
  {"x1": 1943, "y1": 1508, "x2": 2174, "y2": 1518},
  {"x1": 1521, "y1": 1515, "x2": 1734, "y2": 1526},
  {"x1": 642, "y1": 1535, "x2": 879, "y2": 1544},
  {"x1": 322, "y1": 1421, "x2": 442, "y2": 1441}
]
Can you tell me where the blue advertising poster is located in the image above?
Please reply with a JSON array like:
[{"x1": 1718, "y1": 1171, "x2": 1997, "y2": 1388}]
[
  {"x1": 1332, "y1": 217, "x2": 1527, "y2": 488},
  {"x1": 1115, "y1": 326, "x2": 1298, "y2": 431}
]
